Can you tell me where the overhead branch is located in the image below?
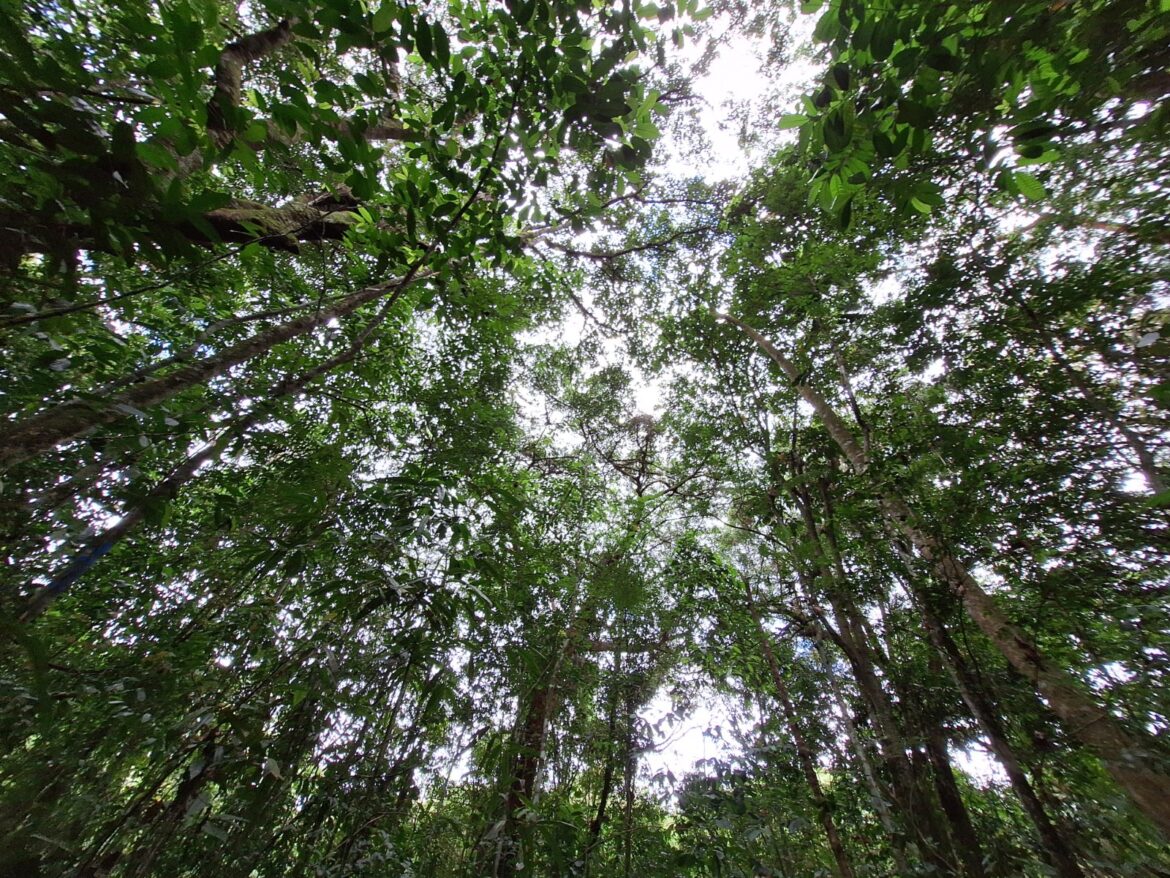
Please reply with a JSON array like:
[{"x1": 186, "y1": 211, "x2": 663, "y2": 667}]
[
  {"x1": 544, "y1": 225, "x2": 717, "y2": 261},
  {"x1": 0, "y1": 200, "x2": 361, "y2": 259},
  {"x1": 207, "y1": 18, "x2": 299, "y2": 150},
  {"x1": 184, "y1": 20, "x2": 419, "y2": 177},
  {"x1": 198, "y1": 199, "x2": 360, "y2": 250},
  {"x1": 1016, "y1": 213, "x2": 1170, "y2": 246}
]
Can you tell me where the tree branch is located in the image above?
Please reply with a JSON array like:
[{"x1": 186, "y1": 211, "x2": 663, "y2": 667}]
[
  {"x1": 544, "y1": 225, "x2": 716, "y2": 261},
  {"x1": 207, "y1": 18, "x2": 298, "y2": 150}
]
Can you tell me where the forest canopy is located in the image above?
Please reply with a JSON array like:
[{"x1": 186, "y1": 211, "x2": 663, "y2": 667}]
[{"x1": 1, "y1": 0, "x2": 1168, "y2": 876}]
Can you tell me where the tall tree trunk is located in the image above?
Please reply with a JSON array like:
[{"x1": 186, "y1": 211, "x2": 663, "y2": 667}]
[
  {"x1": 584, "y1": 650, "x2": 622, "y2": 877},
  {"x1": 621, "y1": 680, "x2": 636, "y2": 878},
  {"x1": 744, "y1": 580, "x2": 857, "y2": 878},
  {"x1": 718, "y1": 311, "x2": 1170, "y2": 839},
  {"x1": 817, "y1": 642, "x2": 911, "y2": 875},
  {"x1": 496, "y1": 678, "x2": 555, "y2": 876},
  {"x1": 910, "y1": 582, "x2": 1087, "y2": 878},
  {"x1": 923, "y1": 722, "x2": 989, "y2": 878},
  {"x1": 490, "y1": 606, "x2": 592, "y2": 877},
  {"x1": 779, "y1": 482, "x2": 953, "y2": 868}
]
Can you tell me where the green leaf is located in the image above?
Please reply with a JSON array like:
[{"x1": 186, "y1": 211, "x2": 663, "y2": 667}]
[
  {"x1": 415, "y1": 17, "x2": 433, "y2": 62},
  {"x1": 923, "y1": 47, "x2": 960, "y2": 72},
  {"x1": 873, "y1": 127, "x2": 908, "y2": 158},
  {"x1": 372, "y1": 4, "x2": 395, "y2": 33},
  {"x1": 870, "y1": 17, "x2": 897, "y2": 60},
  {"x1": 779, "y1": 114, "x2": 807, "y2": 130},
  {"x1": 433, "y1": 22, "x2": 450, "y2": 68},
  {"x1": 912, "y1": 181, "x2": 944, "y2": 208},
  {"x1": 896, "y1": 99, "x2": 937, "y2": 128},
  {"x1": 136, "y1": 141, "x2": 179, "y2": 171},
  {"x1": 1013, "y1": 170, "x2": 1047, "y2": 201},
  {"x1": 822, "y1": 109, "x2": 851, "y2": 151},
  {"x1": 813, "y1": 9, "x2": 840, "y2": 42},
  {"x1": 837, "y1": 195, "x2": 854, "y2": 229}
]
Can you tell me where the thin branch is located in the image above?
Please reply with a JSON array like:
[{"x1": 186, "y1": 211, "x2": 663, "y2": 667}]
[{"x1": 543, "y1": 225, "x2": 717, "y2": 261}]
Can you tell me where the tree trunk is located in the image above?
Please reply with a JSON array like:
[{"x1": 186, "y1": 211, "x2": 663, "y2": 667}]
[
  {"x1": 818, "y1": 642, "x2": 911, "y2": 875},
  {"x1": 490, "y1": 607, "x2": 592, "y2": 877},
  {"x1": 779, "y1": 483, "x2": 952, "y2": 867},
  {"x1": 492, "y1": 682, "x2": 552, "y2": 876},
  {"x1": 621, "y1": 681, "x2": 636, "y2": 878},
  {"x1": 923, "y1": 724, "x2": 989, "y2": 878},
  {"x1": 719, "y1": 311, "x2": 1170, "y2": 840},
  {"x1": 584, "y1": 651, "x2": 622, "y2": 877},
  {"x1": 912, "y1": 585, "x2": 1087, "y2": 878},
  {"x1": 744, "y1": 580, "x2": 857, "y2": 878}
]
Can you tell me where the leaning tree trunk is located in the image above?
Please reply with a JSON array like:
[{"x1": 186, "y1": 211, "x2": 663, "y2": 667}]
[
  {"x1": 744, "y1": 580, "x2": 857, "y2": 878},
  {"x1": 909, "y1": 580, "x2": 1087, "y2": 878},
  {"x1": 718, "y1": 311, "x2": 1170, "y2": 840},
  {"x1": 920, "y1": 698, "x2": 989, "y2": 878}
]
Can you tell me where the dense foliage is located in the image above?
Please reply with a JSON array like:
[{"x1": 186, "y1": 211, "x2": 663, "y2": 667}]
[{"x1": 1, "y1": 0, "x2": 1168, "y2": 876}]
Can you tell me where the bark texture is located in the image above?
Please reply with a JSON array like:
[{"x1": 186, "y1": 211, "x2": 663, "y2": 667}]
[{"x1": 206, "y1": 19, "x2": 299, "y2": 151}]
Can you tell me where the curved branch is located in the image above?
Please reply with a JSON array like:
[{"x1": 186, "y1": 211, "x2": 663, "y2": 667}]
[{"x1": 207, "y1": 18, "x2": 298, "y2": 150}]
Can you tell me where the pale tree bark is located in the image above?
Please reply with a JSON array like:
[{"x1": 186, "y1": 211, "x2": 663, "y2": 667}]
[
  {"x1": 201, "y1": 17, "x2": 413, "y2": 160},
  {"x1": 1, "y1": 99, "x2": 505, "y2": 471},
  {"x1": 205, "y1": 19, "x2": 300, "y2": 152},
  {"x1": 717, "y1": 311, "x2": 1170, "y2": 840}
]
